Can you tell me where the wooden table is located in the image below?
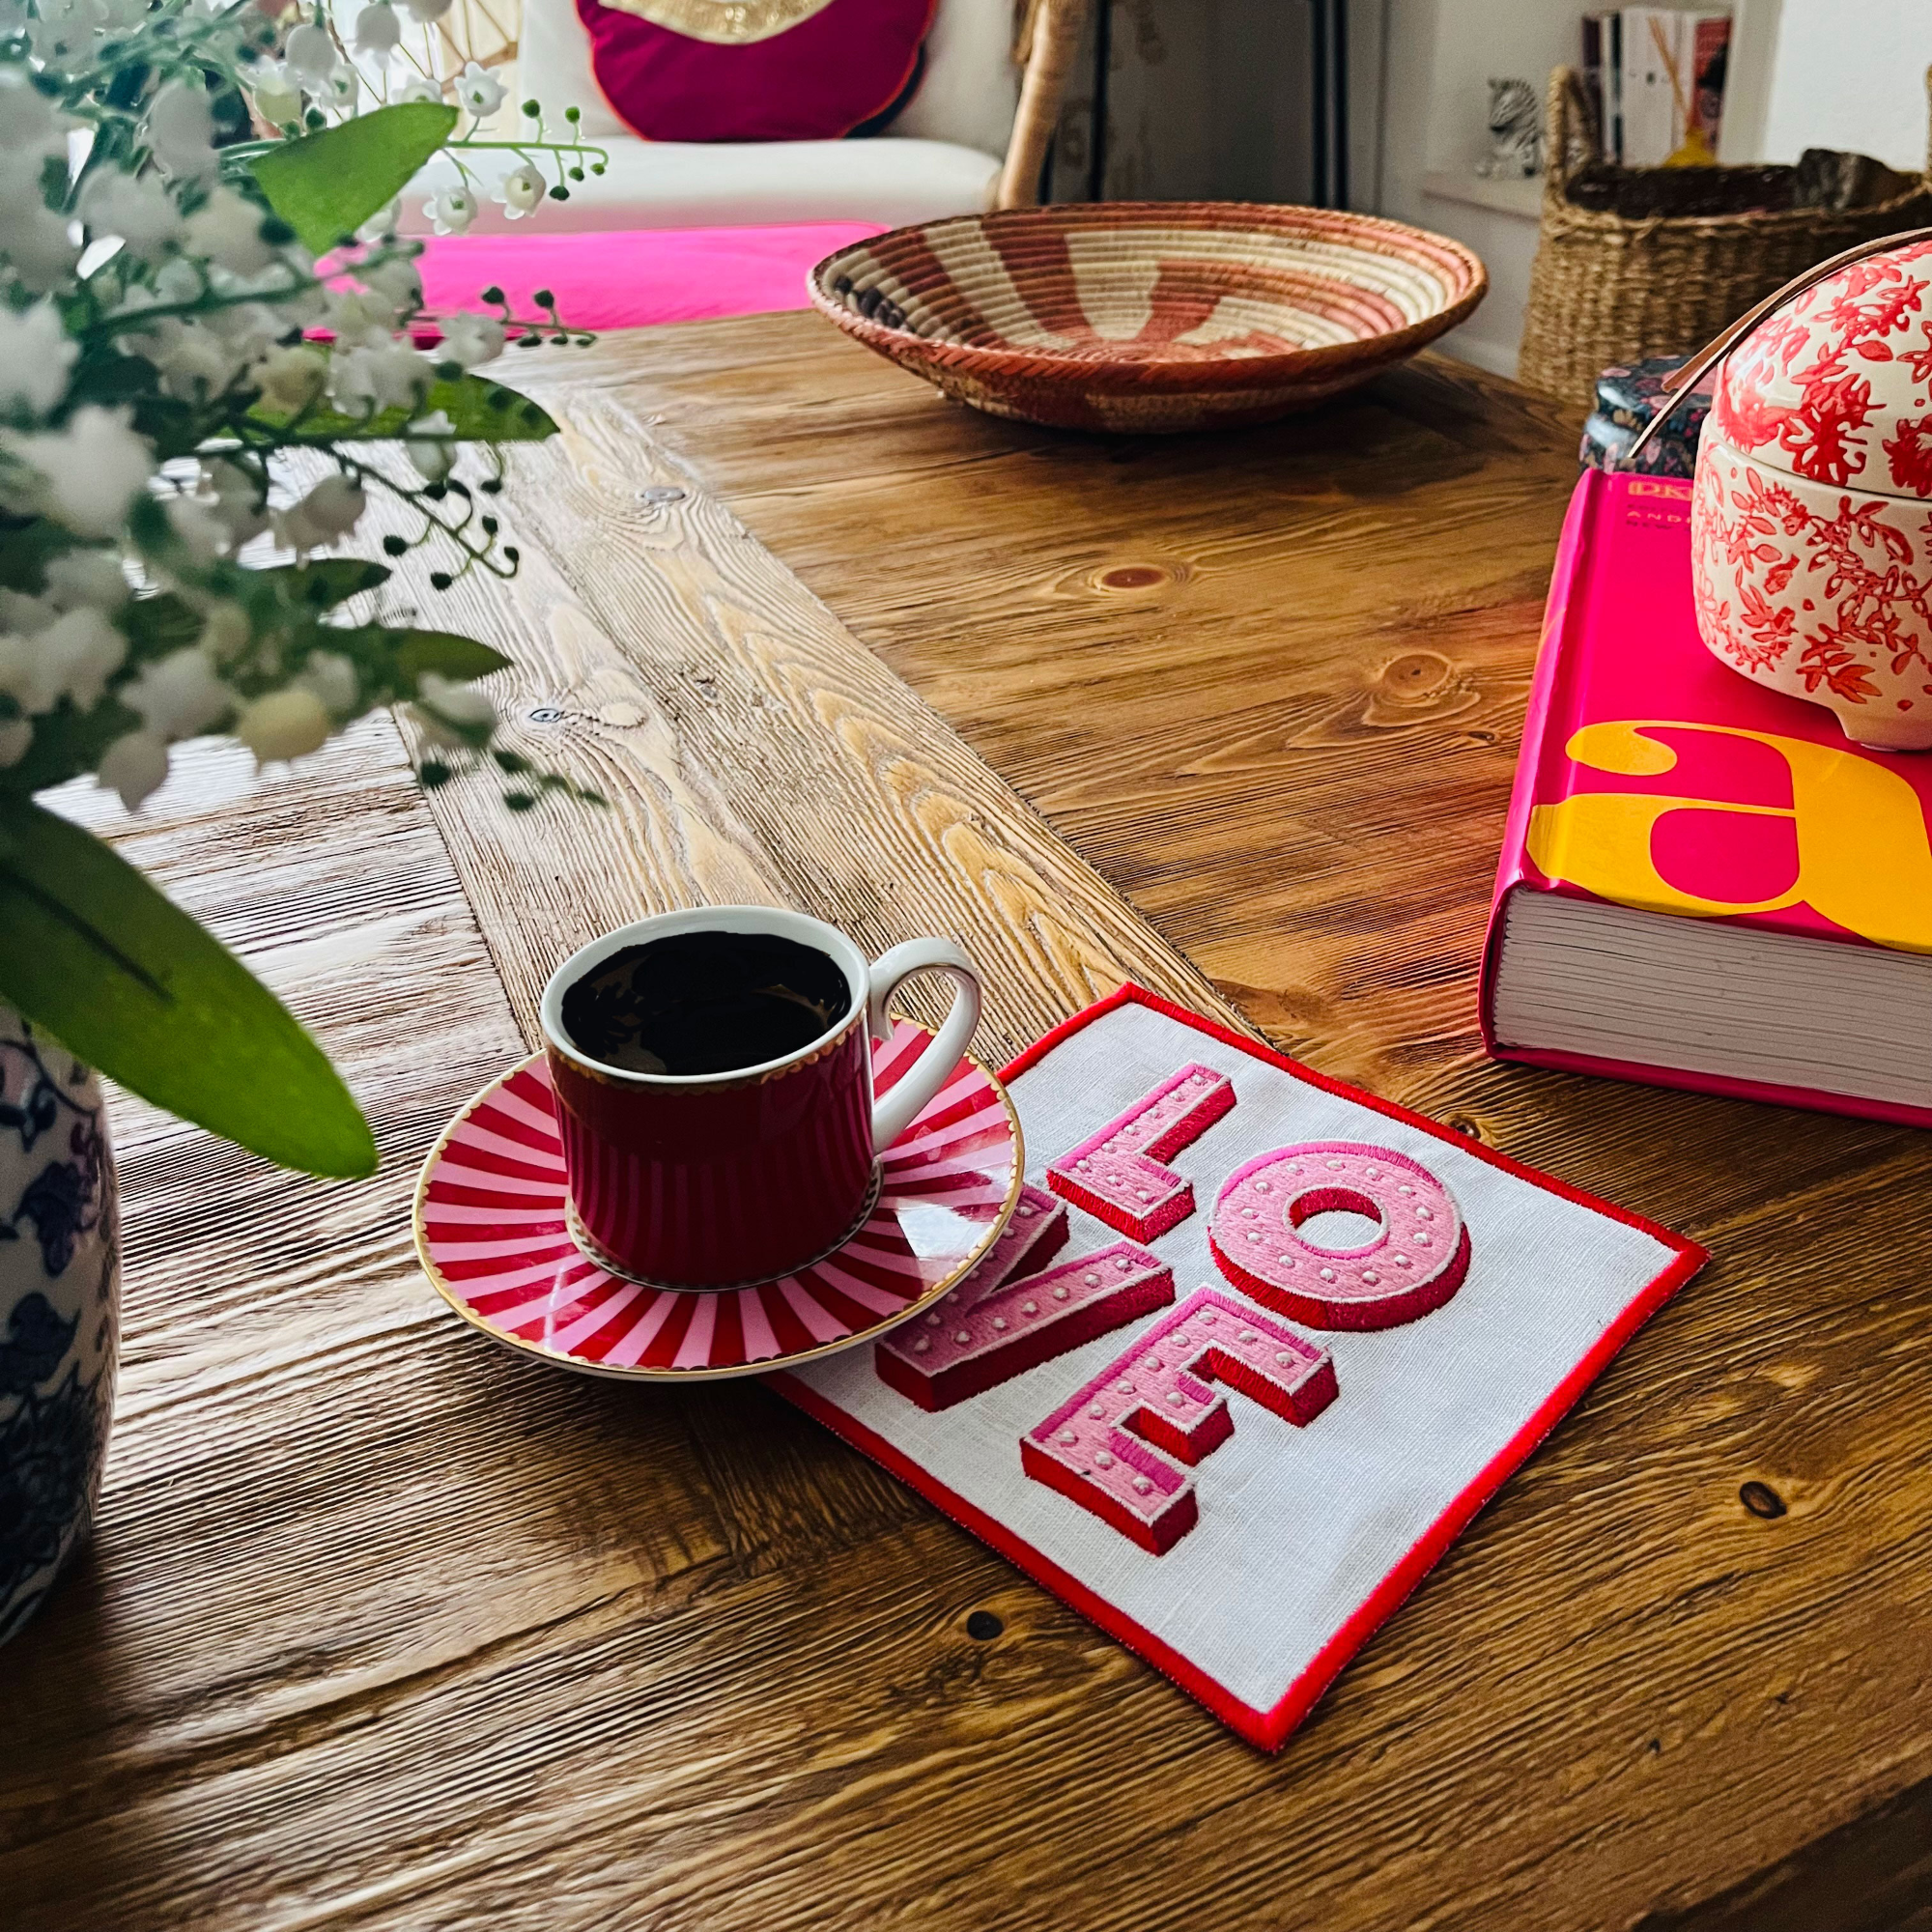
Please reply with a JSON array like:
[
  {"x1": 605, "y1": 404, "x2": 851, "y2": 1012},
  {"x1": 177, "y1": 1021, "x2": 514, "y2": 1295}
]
[{"x1": 4, "y1": 314, "x2": 1928, "y2": 1931}]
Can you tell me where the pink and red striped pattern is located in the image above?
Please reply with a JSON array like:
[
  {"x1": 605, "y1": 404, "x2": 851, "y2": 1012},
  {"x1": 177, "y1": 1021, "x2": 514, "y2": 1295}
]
[{"x1": 414, "y1": 1022, "x2": 1021, "y2": 1379}]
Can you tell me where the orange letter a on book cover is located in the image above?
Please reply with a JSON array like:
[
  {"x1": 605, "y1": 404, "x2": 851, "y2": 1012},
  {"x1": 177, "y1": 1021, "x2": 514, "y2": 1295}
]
[{"x1": 1526, "y1": 720, "x2": 1932, "y2": 952}]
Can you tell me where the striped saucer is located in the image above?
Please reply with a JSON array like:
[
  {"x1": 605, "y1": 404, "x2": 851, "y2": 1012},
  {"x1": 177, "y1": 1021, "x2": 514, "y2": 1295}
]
[
  {"x1": 810, "y1": 202, "x2": 1486, "y2": 434},
  {"x1": 413, "y1": 1021, "x2": 1023, "y2": 1381}
]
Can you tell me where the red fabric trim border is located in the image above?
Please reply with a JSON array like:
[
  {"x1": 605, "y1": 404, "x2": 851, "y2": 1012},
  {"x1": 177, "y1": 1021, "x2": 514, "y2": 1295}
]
[{"x1": 770, "y1": 982, "x2": 1708, "y2": 1752}]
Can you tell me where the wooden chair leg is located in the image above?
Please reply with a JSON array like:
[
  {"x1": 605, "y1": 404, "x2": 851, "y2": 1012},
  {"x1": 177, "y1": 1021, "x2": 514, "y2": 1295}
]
[{"x1": 996, "y1": 0, "x2": 1092, "y2": 210}]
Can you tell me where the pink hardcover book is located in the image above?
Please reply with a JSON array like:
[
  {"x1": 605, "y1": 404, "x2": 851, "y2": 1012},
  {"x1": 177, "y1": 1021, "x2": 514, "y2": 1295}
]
[{"x1": 1480, "y1": 467, "x2": 1932, "y2": 1127}]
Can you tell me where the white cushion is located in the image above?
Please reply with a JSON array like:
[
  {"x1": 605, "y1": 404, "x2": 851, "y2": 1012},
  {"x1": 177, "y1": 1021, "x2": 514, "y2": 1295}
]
[
  {"x1": 517, "y1": 0, "x2": 1017, "y2": 156},
  {"x1": 516, "y1": 0, "x2": 625, "y2": 142},
  {"x1": 890, "y1": 0, "x2": 1020, "y2": 156},
  {"x1": 402, "y1": 133, "x2": 1002, "y2": 234}
]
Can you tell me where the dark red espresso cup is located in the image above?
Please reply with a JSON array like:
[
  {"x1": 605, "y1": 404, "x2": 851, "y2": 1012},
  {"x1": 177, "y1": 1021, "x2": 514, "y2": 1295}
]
[{"x1": 539, "y1": 906, "x2": 982, "y2": 1289}]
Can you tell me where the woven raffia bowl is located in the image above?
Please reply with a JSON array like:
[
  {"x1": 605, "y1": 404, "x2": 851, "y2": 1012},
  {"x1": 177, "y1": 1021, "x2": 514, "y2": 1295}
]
[{"x1": 809, "y1": 203, "x2": 1487, "y2": 434}]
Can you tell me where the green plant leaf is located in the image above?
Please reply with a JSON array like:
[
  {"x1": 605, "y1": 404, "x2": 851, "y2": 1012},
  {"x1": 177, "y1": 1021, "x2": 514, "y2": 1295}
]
[
  {"x1": 267, "y1": 558, "x2": 391, "y2": 610},
  {"x1": 0, "y1": 517, "x2": 71, "y2": 594},
  {"x1": 119, "y1": 590, "x2": 205, "y2": 657},
  {"x1": 0, "y1": 797, "x2": 377, "y2": 1178},
  {"x1": 0, "y1": 697, "x2": 137, "y2": 800},
  {"x1": 247, "y1": 102, "x2": 458, "y2": 254},
  {"x1": 250, "y1": 371, "x2": 559, "y2": 443},
  {"x1": 392, "y1": 630, "x2": 513, "y2": 682}
]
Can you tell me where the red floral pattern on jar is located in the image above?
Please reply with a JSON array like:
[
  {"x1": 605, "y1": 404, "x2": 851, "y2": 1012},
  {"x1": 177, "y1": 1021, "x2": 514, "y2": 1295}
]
[{"x1": 1693, "y1": 238, "x2": 1932, "y2": 747}]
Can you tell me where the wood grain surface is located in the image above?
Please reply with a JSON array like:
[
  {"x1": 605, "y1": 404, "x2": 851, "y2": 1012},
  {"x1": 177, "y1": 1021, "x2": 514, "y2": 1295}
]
[{"x1": 2, "y1": 313, "x2": 1928, "y2": 1932}]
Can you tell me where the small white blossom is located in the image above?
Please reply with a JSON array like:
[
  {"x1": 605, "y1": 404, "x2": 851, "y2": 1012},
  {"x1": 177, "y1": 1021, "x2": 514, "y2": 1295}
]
[
  {"x1": 356, "y1": 199, "x2": 400, "y2": 243},
  {"x1": 145, "y1": 80, "x2": 217, "y2": 179},
  {"x1": 121, "y1": 645, "x2": 233, "y2": 739},
  {"x1": 196, "y1": 599, "x2": 253, "y2": 665},
  {"x1": 405, "y1": 408, "x2": 455, "y2": 484},
  {"x1": 283, "y1": 22, "x2": 337, "y2": 86},
  {"x1": 493, "y1": 161, "x2": 544, "y2": 220},
  {"x1": 0, "y1": 302, "x2": 79, "y2": 419},
  {"x1": 358, "y1": 254, "x2": 422, "y2": 319},
  {"x1": 44, "y1": 607, "x2": 126, "y2": 710},
  {"x1": 99, "y1": 729, "x2": 169, "y2": 810},
  {"x1": 0, "y1": 68, "x2": 59, "y2": 150},
  {"x1": 298, "y1": 649, "x2": 359, "y2": 715},
  {"x1": 0, "y1": 720, "x2": 31, "y2": 769},
  {"x1": 324, "y1": 67, "x2": 359, "y2": 111},
  {"x1": 42, "y1": 549, "x2": 128, "y2": 613},
  {"x1": 166, "y1": 494, "x2": 228, "y2": 561},
  {"x1": 201, "y1": 458, "x2": 260, "y2": 510},
  {"x1": 328, "y1": 342, "x2": 430, "y2": 414},
  {"x1": 2, "y1": 406, "x2": 153, "y2": 540},
  {"x1": 412, "y1": 669, "x2": 496, "y2": 746},
  {"x1": 0, "y1": 131, "x2": 83, "y2": 288},
  {"x1": 80, "y1": 168, "x2": 186, "y2": 260},
  {"x1": 437, "y1": 311, "x2": 504, "y2": 369},
  {"x1": 153, "y1": 319, "x2": 242, "y2": 401},
  {"x1": 152, "y1": 255, "x2": 204, "y2": 304},
  {"x1": 455, "y1": 62, "x2": 505, "y2": 119},
  {"x1": 324, "y1": 286, "x2": 395, "y2": 349},
  {"x1": 29, "y1": 0, "x2": 101, "y2": 72},
  {"x1": 201, "y1": 470, "x2": 270, "y2": 552},
  {"x1": 184, "y1": 189, "x2": 277, "y2": 275},
  {"x1": 353, "y1": 1, "x2": 401, "y2": 56},
  {"x1": 235, "y1": 686, "x2": 331, "y2": 764},
  {"x1": 277, "y1": 474, "x2": 366, "y2": 553},
  {"x1": 2, "y1": 207, "x2": 82, "y2": 292},
  {"x1": 395, "y1": 77, "x2": 441, "y2": 104},
  {"x1": 0, "y1": 606, "x2": 126, "y2": 714},
  {"x1": 0, "y1": 591, "x2": 50, "y2": 635},
  {"x1": 204, "y1": 302, "x2": 280, "y2": 373},
  {"x1": 249, "y1": 62, "x2": 303, "y2": 129},
  {"x1": 422, "y1": 186, "x2": 477, "y2": 236},
  {"x1": 300, "y1": 475, "x2": 366, "y2": 541},
  {"x1": 254, "y1": 344, "x2": 328, "y2": 412}
]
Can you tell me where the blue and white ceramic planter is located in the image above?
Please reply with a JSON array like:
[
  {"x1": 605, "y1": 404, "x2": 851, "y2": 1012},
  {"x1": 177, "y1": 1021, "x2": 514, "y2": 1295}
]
[{"x1": 0, "y1": 1009, "x2": 118, "y2": 1647}]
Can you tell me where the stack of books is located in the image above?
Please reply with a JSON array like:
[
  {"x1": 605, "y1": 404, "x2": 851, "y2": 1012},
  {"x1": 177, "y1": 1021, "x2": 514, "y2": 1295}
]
[
  {"x1": 1482, "y1": 469, "x2": 1932, "y2": 1128},
  {"x1": 1582, "y1": 10, "x2": 1732, "y2": 167}
]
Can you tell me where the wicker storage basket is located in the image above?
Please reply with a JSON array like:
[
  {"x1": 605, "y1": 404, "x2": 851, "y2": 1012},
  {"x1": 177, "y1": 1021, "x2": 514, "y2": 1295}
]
[{"x1": 1520, "y1": 66, "x2": 1932, "y2": 413}]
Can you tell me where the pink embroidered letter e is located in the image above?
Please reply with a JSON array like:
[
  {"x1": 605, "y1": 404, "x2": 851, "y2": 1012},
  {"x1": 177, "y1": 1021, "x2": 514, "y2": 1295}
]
[{"x1": 1020, "y1": 1286, "x2": 1336, "y2": 1554}]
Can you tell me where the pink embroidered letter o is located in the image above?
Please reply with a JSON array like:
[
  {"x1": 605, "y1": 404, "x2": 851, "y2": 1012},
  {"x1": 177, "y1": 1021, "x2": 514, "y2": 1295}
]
[{"x1": 1208, "y1": 1140, "x2": 1468, "y2": 1329}]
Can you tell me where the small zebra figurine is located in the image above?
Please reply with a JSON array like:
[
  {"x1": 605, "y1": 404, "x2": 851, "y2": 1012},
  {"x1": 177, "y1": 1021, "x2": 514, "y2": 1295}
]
[{"x1": 1476, "y1": 76, "x2": 1542, "y2": 180}]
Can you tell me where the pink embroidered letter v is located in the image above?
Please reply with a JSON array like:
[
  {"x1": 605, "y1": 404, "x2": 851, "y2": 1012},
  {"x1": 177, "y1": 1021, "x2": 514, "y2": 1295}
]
[{"x1": 875, "y1": 1182, "x2": 1175, "y2": 1410}]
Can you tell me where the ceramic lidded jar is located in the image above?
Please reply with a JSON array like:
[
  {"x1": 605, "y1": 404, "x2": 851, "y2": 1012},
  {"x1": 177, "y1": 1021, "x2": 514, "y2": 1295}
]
[{"x1": 1691, "y1": 236, "x2": 1932, "y2": 751}]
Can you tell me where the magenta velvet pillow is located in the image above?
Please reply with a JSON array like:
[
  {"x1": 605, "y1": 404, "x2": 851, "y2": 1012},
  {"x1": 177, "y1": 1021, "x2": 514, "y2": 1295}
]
[{"x1": 577, "y1": 0, "x2": 939, "y2": 144}]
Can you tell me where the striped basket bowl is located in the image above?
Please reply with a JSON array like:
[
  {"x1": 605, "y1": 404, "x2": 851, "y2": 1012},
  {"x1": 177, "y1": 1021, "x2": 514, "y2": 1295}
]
[{"x1": 809, "y1": 202, "x2": 1488, "y2": 434}]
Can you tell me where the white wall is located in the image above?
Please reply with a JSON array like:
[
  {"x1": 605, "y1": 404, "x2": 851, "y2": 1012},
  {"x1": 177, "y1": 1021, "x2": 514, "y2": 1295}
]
[
  {"x1": 1377, "y1": 0, "x2": 1584, "y2": 376},
  {"x1": 1375, "y1": 0, "x2": 1932, "y2": 381},
  {"x1": 1756, "y1": 0, "x2": 1932, "y2": 170}
]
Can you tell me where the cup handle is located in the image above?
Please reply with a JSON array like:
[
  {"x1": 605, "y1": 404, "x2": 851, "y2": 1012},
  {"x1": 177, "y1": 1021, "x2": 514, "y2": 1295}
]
[{"x1": 867, "y1": 938, "x2": 983, "y2": 1151}]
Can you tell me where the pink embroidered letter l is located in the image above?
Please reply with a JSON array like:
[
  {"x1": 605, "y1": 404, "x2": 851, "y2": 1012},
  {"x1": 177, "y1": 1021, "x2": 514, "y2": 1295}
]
[{"x1": 1047, "y1": 1064, "x2": 1236, "y2": 1241}]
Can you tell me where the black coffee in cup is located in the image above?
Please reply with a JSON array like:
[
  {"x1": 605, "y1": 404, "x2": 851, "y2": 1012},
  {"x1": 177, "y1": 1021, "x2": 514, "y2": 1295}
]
[{"x1": 559, "y1": 929, "x2": 853, "y2": 1076}]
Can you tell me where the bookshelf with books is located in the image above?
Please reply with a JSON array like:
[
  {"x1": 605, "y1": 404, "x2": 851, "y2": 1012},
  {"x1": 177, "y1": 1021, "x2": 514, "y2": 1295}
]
[{"x1": 1579, "y1": 9, "x2": 1733, "y2": 167}]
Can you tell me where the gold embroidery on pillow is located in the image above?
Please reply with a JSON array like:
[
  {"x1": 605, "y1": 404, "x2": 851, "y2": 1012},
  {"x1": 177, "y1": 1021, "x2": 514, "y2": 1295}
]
[{"x1": 591, "y1": 0, "x2": 840, "y2": 43}]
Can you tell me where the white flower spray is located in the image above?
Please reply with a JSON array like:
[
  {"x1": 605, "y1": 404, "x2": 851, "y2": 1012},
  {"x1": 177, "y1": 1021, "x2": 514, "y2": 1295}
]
[{"x1": 0, "y1": 0, "x2": 605, "y2": 826}]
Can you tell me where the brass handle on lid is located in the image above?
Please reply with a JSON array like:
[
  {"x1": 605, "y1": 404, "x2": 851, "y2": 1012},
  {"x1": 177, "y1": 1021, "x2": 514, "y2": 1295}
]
[{"x1": 1621, "y1": 224, "x2": 1932, "y2": 466}]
